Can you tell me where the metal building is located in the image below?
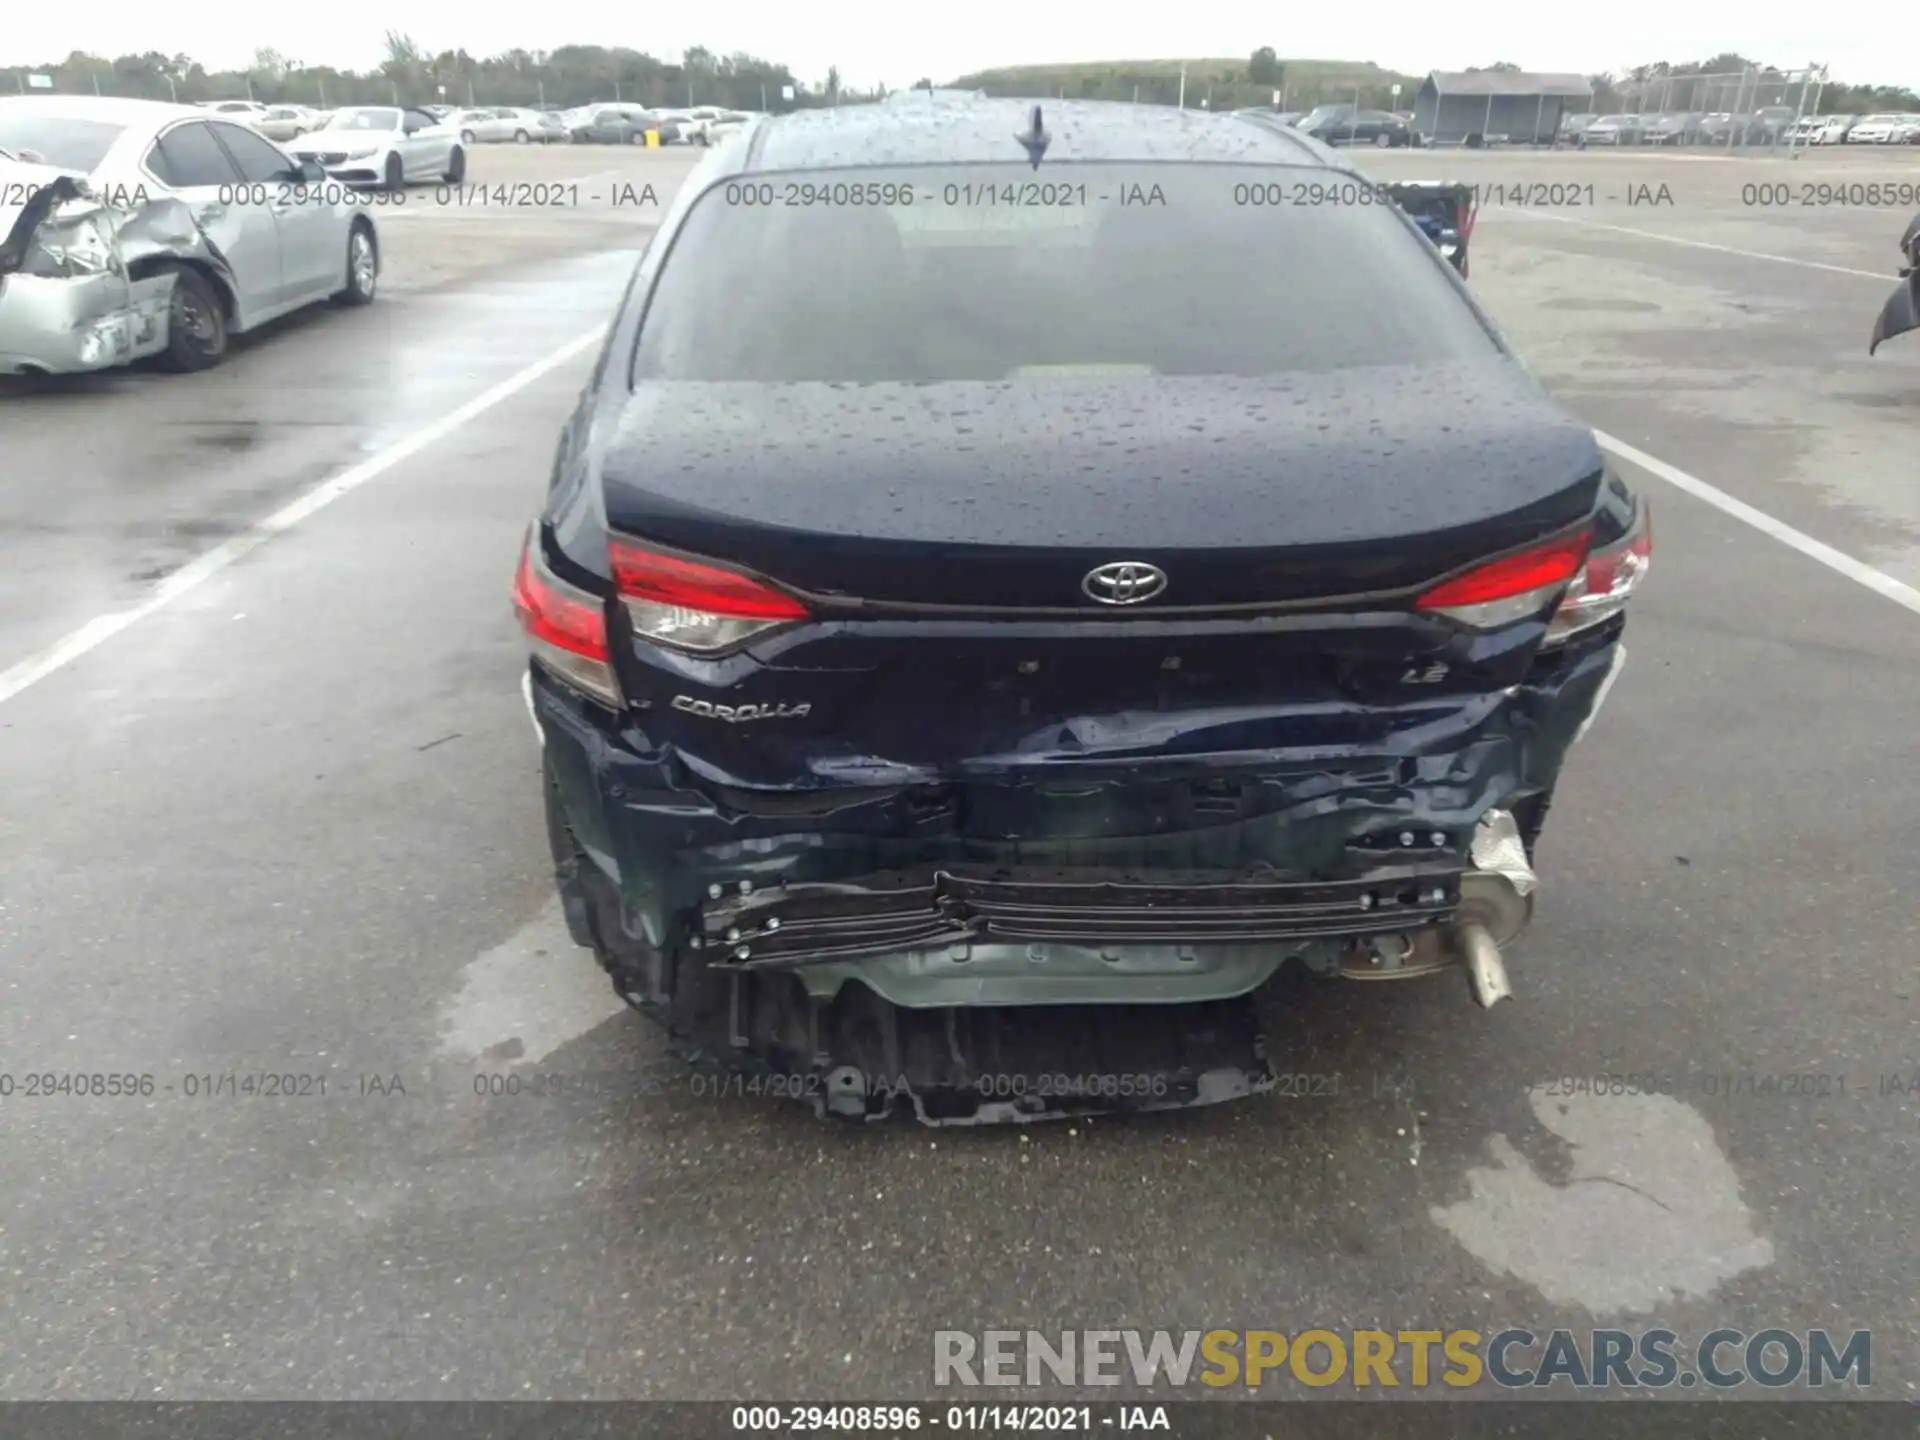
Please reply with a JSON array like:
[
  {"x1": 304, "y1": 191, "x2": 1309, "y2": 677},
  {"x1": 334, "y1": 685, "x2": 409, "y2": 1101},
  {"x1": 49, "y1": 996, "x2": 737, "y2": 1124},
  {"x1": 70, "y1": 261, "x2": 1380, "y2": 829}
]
[{"x1": 1412, "y1": 71, "x2": 1594, "y2": 145}]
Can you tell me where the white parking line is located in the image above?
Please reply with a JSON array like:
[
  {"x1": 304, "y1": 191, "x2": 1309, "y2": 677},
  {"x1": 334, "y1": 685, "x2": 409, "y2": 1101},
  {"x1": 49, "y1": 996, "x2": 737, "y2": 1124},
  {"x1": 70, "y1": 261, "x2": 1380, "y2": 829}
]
[
  {"x1": 1504, "y1": 208, "x2": 1889, "y2": 280},
  {"x1": 0, "y1": 326, "x2": 606, "y2": 709},
  {"x1": 1594, "y1": 432, "x2": 1920, "y2": 617}
]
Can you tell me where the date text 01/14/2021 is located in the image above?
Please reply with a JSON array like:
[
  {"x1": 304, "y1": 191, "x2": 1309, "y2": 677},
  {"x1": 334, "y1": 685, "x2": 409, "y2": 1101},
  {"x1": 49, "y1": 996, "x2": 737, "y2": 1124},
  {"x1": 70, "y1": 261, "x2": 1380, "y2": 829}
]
[
  {"x1": 728, "y1": 1404, "x2": 1169, "y2": 1431},
  {"x1": 0, "y1": 1072, "x2": 406, "y2": 1098},
  {"x1": 716, "y1": 180, "x2": 1168, "y2": 209}
]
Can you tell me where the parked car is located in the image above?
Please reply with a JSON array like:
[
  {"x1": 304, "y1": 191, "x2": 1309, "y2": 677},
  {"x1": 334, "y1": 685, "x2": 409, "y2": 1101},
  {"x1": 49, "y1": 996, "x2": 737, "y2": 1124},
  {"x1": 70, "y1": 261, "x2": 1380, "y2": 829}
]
[
  {"x1": 1748, "y1": 105, "x2": 1799, "y2": 142},
  {"x1": 1580, "y1": 114, "x2": 1646, "y2": 145},
  {"x1": 501, "y1": 107, "x2": 568, "y2": 143},
  {"x1": 1644, "y1": 112, "x2": 1705, "y2": 145},
  {"x1": 1810, "y1": 115, "x2": 1858, "y2": 144},
  {"x1": 703, "y1": 111, "x2": 754, "y2": 146},
  {"x1": 198, "y1": 100, "x2": 269, "y2": 120},
  {"x1": 1552, "y1": 112, "x2": 1590, "y2": 146},
  {"x1": 651, "y1": 109, "x2": 703, "y2": 143},
  {"x1": 565, "y1": 107, "x2": 649, "y2": 145},
  {"x1": 0, "y1": 97, "x2": 377, "y2": 375},
  {"x1": 285, "y1": 105, "x2": 465, "y2": 189},
  {"x1": 1693, "y1": 112, "x2": 1740, "y2": 143},
  {"x1": 449, "y1": 108, "x2": 523, "y2": 144},
  {"x1": 514, "y1": 99, "x2": 1651, "y2": 1124},
  {"x1": 254, "y1": 105, "x2": 321, "y2": 142},
  {"x1": 1784, "y1": 116, "x2": 1824, "y2": 145},
  {"x1": 1300, "y1": 106, "x2": 1412, "y2": 147},
  {"x1": 1846, "y1": 114, "x2": 1909, "y2": 143}
]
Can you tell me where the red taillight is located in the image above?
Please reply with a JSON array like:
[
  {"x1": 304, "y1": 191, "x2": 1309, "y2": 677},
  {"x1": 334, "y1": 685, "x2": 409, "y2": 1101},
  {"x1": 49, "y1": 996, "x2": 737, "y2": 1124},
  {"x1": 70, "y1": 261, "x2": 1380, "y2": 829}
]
[
  {"x1": 1416, "y1": 529, "x2": 1592, "y2": 628},
  {"x1": 513, "y1": 538, "x2": 609, "y2": 659},
  {"x1": 610, "y1": 540, "x2": 808, "y2": 655},
  {"x1": 512, "y1": 529, "x2": 620, "y2": 707},
  {"x1": 1544, "y1": 501, "x2": 1652, "y2": 646},
  {"x1": 610, "y1": 544, "x2": 809, "y2": 619},
  {"x1": 1457, "y1": 200, "x2": 1477, "y2": 240}
]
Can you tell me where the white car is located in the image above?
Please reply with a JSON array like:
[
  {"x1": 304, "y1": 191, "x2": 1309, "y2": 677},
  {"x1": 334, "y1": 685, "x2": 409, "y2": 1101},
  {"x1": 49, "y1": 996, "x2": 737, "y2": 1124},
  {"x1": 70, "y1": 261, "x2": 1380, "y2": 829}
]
[
  {"x1": 448, "y1": 108, "x2": 519, "y2": 144},
  {"x1": 254, "y1": 105, "x2": 321, "y2": 142},
  {"x1": 652, "y1": 108, "x2": 703, "y2": 143},
  {"x1": 199, "y1": 100, "x2": 270, "y2": 120},
  {"x1": 284, "y1": 105, "x2": 465, "y2": 189},
  {"x1": 1847, "y1": 114, "x2": 1909, "y2": 143},
  {"x1": 502, "y1": 108, "x2": 570, "y2": 143},
  {"x1": 1810, "y1": 116, "x2": 1857, "y2": 145},
  {"x1": 0, "y1": 96, "x2": 378, "y2": 374},
  {"x1": 703, "y1": 111, "x2": 754, "y2": 146}
]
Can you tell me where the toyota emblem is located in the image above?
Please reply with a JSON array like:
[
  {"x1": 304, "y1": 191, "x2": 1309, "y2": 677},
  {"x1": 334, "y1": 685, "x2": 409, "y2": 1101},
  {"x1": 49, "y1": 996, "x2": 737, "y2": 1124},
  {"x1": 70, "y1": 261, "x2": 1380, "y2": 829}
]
[{"x1": 1082, "y1": 561, "x2": 1168, "y2": 606}]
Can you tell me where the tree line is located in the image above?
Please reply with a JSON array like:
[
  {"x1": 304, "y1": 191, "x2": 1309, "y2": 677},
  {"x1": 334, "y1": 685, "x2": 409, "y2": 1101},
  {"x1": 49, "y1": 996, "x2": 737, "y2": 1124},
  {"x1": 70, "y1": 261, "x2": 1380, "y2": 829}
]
[{"x1": 0, "y1": 38, "x2": 850, "y2": 112}]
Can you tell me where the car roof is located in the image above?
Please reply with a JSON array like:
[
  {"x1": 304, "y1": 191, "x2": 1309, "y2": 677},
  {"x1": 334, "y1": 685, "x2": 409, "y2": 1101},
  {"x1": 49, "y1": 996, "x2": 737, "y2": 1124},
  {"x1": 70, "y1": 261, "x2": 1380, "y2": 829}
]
[{"x1": 738, "y1": 97, "x2": 1332, "y2": 173}]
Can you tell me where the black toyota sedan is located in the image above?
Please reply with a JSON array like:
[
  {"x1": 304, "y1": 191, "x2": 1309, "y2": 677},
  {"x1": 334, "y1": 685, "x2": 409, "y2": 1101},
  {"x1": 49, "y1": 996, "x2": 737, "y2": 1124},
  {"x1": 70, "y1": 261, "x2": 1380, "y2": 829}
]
[{"x1": 515, "y1": 98, "x2": 1651, "y2": 1124}]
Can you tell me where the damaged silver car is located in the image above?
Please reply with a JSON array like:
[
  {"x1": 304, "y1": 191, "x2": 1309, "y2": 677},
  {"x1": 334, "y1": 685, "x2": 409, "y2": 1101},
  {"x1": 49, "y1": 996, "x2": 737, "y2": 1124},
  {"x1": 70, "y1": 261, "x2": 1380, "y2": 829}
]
[{"x1": 0, "y1": 97, "x2": 379, "y2": 376}]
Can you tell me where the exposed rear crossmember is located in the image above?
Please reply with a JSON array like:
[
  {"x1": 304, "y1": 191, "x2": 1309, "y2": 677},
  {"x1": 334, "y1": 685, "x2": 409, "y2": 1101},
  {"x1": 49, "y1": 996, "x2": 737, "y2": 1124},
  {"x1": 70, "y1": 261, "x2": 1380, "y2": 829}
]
[{"x1": 696, "y1": 865, "x2": 1467, "y2": 968}]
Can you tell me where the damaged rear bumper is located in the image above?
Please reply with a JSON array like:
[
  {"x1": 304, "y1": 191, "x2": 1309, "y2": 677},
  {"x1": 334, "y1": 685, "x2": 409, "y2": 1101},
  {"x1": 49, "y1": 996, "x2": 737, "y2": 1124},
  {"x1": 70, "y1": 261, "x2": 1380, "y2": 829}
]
[
  {"x1": 0, "y1": 269, "x2": 172, "y2": 374},
  {"x1": 531, "y1": 624, "x2": 1624, "y2": 1121},
  {"x1": 0, "y1": 162, "x2": 238, "y2": 376}
]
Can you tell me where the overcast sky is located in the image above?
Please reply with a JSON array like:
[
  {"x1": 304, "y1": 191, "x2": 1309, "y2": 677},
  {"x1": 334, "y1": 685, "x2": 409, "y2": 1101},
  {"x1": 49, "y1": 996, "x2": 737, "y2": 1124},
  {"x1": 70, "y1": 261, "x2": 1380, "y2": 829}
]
[{"x1": 2, "y1": 3, "x2": 1909, "y2": 93}]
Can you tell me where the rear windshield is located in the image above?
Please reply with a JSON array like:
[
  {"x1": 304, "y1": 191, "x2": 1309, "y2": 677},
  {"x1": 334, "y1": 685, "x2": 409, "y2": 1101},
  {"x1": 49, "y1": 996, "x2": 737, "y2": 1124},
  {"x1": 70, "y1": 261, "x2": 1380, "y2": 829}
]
[
  {"x1": 0, "y1": 116, "x2": 125, "y2": 174},
  {"x1": 633, "y1": 163, "x2": 1498, "y2": 383}
]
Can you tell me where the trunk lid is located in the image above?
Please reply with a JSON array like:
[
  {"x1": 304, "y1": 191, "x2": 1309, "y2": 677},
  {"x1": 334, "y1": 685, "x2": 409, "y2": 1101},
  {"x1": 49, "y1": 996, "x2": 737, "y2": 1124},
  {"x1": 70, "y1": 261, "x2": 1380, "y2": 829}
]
[
  {"x1": 599, "y1": 363, "x2": 1601, "y2": 613},
  {"x1": 599, "y1": 364, "x2": 1602, "y2": 787}
]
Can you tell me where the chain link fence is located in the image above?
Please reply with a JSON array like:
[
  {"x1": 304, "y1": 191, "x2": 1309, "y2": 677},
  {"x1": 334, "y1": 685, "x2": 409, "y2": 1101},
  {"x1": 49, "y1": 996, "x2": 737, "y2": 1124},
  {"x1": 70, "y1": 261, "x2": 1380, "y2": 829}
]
[{"x1": 1597, "y1": 66, "x2": 1827, "y2": 150}]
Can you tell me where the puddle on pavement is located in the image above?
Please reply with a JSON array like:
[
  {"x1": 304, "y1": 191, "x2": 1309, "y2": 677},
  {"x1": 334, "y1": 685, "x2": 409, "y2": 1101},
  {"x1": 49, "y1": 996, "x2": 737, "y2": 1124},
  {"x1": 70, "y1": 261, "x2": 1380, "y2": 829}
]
[
  {"x1": 436, "y1": 896, "x2": 629, "y2": 1067},
  {"x1": 1430, "y1": 1086, "x2": 1774, "y2": 1314}
]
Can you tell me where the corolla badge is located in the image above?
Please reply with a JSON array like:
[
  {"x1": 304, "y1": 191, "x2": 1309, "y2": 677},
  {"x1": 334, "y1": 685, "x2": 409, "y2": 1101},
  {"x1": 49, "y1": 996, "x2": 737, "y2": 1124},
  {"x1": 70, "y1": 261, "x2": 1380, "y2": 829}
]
[
  {"x1": 672, "y1": 696, "x2": 811, "y2": 724},
  {"x1": 1082, "y1": 561, "x2": 1168, "y2": 606}
]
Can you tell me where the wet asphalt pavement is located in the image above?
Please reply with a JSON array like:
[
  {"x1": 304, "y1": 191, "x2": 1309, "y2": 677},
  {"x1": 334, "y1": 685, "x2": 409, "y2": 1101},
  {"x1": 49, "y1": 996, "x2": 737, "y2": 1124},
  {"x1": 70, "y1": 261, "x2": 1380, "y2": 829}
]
[{"x1": 0, "y1": 144, "x2": 1916, "y2": 1406}]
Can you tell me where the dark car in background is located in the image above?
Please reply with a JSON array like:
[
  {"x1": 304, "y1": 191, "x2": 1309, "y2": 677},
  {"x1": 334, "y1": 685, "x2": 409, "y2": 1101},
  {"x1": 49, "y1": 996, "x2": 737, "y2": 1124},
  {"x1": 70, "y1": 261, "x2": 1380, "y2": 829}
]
[
  {"x1": 515, "y1": 99, "x2": 1651, "y2": 1125},
  {"x1": 1750, "y1": 105, "x2": 1800, "y2": 142},
  {"x1": 1645, "y1": 112, "x2": 1706, "y2": 145},
  {"x1": 565, "y1": 107, "x2": 650, "y2": 144},
  {"x1": 1299, "y1": 105, "x2": 1413, "y2": 147}
]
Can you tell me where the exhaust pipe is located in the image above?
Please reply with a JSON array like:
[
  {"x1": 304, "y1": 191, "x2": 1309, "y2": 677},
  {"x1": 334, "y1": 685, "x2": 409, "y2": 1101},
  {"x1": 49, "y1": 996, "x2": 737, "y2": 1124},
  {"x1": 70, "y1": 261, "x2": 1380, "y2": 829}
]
[
  {"x1": 1456, "y1": 920, "x2": 1512, "y2": 1008},
  {"x1": 1333, "y1": 808, "x2": 1535, "y2": 999}
]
